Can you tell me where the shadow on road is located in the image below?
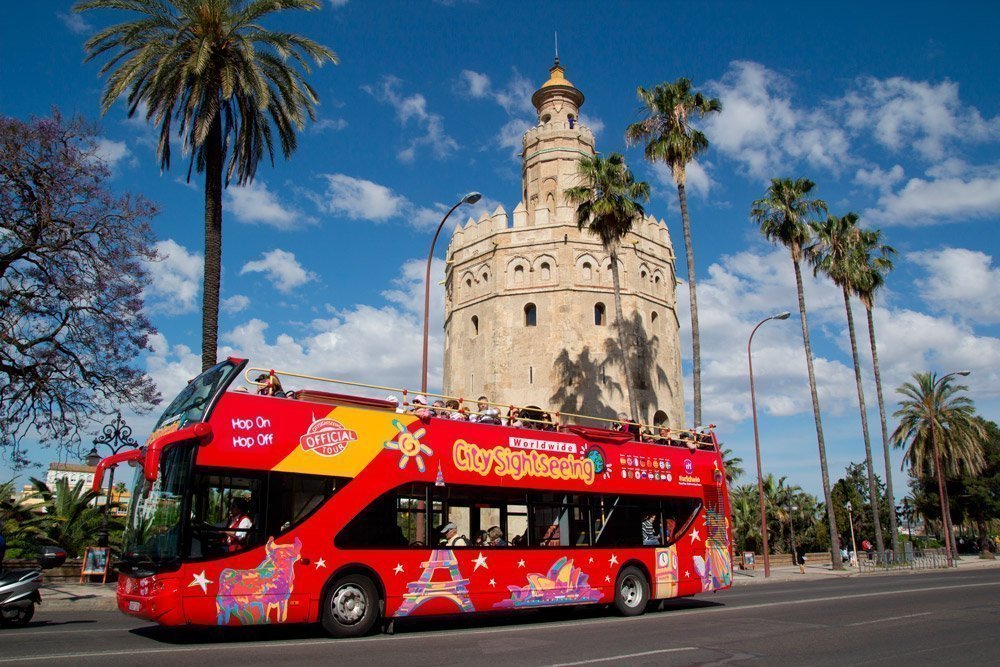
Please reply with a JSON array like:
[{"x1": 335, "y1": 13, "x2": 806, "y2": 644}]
[{"x1": 129, "y1": 597, "x2": 726, "y2": 645}]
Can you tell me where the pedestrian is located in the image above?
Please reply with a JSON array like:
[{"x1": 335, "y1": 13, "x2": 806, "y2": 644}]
[
  {"x1": 862, "y1": 538, "x2": 874, "y2": 561},
  {"x1": 795, "y1": 544, "x2": 806, "y2": 574}
]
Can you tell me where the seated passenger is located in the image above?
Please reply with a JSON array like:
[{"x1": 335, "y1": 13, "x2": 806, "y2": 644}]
[
  {"x1": 506, "y1": 407, "x2": 523, "y2": 428},
  {"x1": 473, "y1": 530, "x2": 490, "y2": 547},
  {"x1": 255, "y1": 372, "x2": 285, "y2": 397},
  {"x1": 440, "y1": 522, "x2": 471, "y2": 547},
  {"x1": 488, "y1": 526, "x2": 508, "y2": 546},
  {"x1": 446, "y1": 399, "x2": 467, "y2": 420},
  {"x1": 642, "y1": 512, "x2": 660, "y2": 546},
  {"x1": 409, "y1": 395, "x2": 432, "y2": 420},
  {"x1": 432, "y1": 399, "x2": 447, "y2": 418},
  {"x1": 614, "y1": 412, "x2": 640, "y2": 437},
  {"x1": 472, "y1": 395, "x2": 502, "y2": 425}
]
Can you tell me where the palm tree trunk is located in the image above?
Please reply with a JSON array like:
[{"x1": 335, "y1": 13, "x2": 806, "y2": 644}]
[
  {"x1": 867, "y1": 306, "x2": 900, "y2": 556},
  {"x1": 792, "y1": 256, "x2": 843, "y2": 569},
  {"x1": 844, "y1": 289, "x2": 885, "y2": 559},
  {"x1": 201, "y1": 114, "x2": 223, "y2": 371},
  {"x1": 609, "y1": 245, "x2": 639, "y2": 423},
  {"x1": 677, "y1": 182, "x2": 701, "y2": 427},
  {"x1": 943, "y1": 482, "x2": 960, "y2": 560}
]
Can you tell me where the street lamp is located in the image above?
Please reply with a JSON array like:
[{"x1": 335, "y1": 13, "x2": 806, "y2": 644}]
[
  {"x1": 421, "y1": 191, "x2": 482, "y2": 394},
  {"x1": 89, "y1": 412, "x2": 138, "y2": 547},
  {"x1": 846, "y1": 500, "x2": 860, "y2": 572},
  {"x1": 784, "y1": 504, "x2": 800, "y2": 570},
  {"x1": 930, "y1": 370, "x2": 970, "y2": 567},
  {"x1": 748, "y1": 311, "x2": 790, "y2": 578}
]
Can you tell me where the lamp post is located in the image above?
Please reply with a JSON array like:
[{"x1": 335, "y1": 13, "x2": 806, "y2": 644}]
[
  {"x1": 421, "y1": 192, "x2": 482, "y2": 394},
  {"x1": 846, "y1": 500, "x2": 860, "y2": 572},
  {"x1": 929, "y1": 370, "x2": 970, "y2": 568},
  {"x1": 784, "y1": 504, "x2": 799, "y2": 569},
  {"x1": 748, "y1": 311, "x2": 790, "y2": 578},
  {"x1": 86, "y1": 412, "x2": 138, "y2": 547}
]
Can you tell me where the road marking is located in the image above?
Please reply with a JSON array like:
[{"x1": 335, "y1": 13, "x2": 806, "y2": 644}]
[
  {"x1": 0, "y1": 627, "x2": 133, "y2": 639},
  {"x1": 548, "y1": 647, "x2": 697, "y2": 666},
  {"x1": 845, "y1": 611, "x2": 932, "y2": 627},
  {"x1": 2, "y1": 580, "x2": 997, "y2": 663}
]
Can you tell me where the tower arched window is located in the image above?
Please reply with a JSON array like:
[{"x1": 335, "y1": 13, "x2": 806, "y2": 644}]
[
  {"x1": 651, "y1": 311, "x2": 659, "y2": 331},
  {"x1": 540, "y1": 262, "x2": 551, "y2": 281},
  {"x1": 514, "y1": 265, "x2": 524, "y2": 284},
  {"x1": 653, "y1": 410, "x2": 669, "y2": 427},
  {"x1": 594, "y1": 302, "x2": 606, "y2": 326},
  {"x1": 524, "y1": 303, "x2": 537, "y2": 327},
  {"x1": 482, "y1": 271, "x2": 489, "y2": 284},
  {"x1": 465, "y1": 278, "x2": 472, "y2": 289},
  {"x1": 654, "y1": 275, "x2": 661, "y2": 288},
  {"x1": 641, "y1": 269, "x2": 648, "y2": 281},
  {"x1": 582, "y1": 262, "x2": 592, "y2": 281},
  {"x1": 471, "y1": 315, "x2": 479, "y2": 336}
]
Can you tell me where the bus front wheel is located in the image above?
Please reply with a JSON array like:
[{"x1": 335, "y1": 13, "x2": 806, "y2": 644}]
[
  {"x1": 613, "y1": 566, "x2": 648, "y2": 617},
  {"x1": 322, "y1": 574, "x2": 380, "y2": 637}
]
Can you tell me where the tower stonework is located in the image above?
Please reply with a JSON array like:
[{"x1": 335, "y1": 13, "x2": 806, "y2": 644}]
[{"x1": 442, "y1": 61, "x2": 685, "y2": 429}]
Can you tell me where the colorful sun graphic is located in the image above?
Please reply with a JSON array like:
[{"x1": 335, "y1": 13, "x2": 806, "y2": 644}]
[{"x1": 383, "y1": 419, "x2": 433, "y2": 472}]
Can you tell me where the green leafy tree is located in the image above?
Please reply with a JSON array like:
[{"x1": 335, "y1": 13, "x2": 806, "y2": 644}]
[
  {"x1": 730, "y1": 483, "x2": 762, "y2": 553},
  {"x1": 28, "y1": 477, "x2": 120, "y2": 557},
  {"x1": 957, "y1": 418, "x2": 1000, "y2": 554},
  {"x1": 750, "y1": 178, "x2": 842, "y2": 567},
  {"x1": 565, "y1": 153, "x2": 651, "y2": 422},
  {"x1": 77, "y1": 0, "x2": 338, "y2": 370},
  {"x1": 831, "y1": 462, "x2": 893, "y2": 551},
  {"x1": 625, "y1": 79, "x2": 721, "y2": 427},
  {"x1": 720, "y1": 447, "x2": 745, "y2": 485},
  {"x1": 853, "y1": 227, "x2": 898, "y2": 554},
  {"x1": 808, "y1": 212, "x2": 885, "y2": 558},
  {"x1": 891, "y1": 372, "x2": 987, "y2": 559},
  {"x1": 1, "y1": 481, "x2": 49, "y2": 559}
]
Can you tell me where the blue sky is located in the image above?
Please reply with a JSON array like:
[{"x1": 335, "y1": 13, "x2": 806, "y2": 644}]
[{"x1": 2, "y1": 1, "x2": 998, "y2": 504}]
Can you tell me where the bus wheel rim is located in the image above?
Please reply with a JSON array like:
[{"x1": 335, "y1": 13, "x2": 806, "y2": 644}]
[
  {"x1": 620, "y1": 574, "x2": 641, "y2": 607},
  {"x1": 332, "y1": 584, "x2": 367, "y2": 625}
]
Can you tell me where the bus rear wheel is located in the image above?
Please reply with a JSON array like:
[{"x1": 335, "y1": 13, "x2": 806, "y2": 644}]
[
  {"x1": 321, "y1": 574, "x2": 380, "y2": 637},
  {"x1": 613, "y1": 566, "x2": 648, "y2": 617}
]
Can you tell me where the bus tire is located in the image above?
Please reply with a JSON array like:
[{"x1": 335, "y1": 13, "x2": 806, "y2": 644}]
[
  {"x1": 321, "y1": 574, "x2": 380, "y2": 638},
  {"x1": 613, "y1": 566, "x2": 648, "y2": 617}
]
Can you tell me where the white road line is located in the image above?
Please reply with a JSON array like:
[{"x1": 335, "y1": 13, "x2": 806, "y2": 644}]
[
  {"x1": 548, "y1": 647, "x2": 697, "y2": 666},
  {"x1": 2, "y1": 580, "x2": 997, "y2": 663},
  {"x1": 845, "y1": 611, "x2": 933, "y2": 627}
]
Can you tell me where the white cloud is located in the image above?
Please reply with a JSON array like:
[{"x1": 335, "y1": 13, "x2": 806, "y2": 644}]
[
  {"x1": 497, "y1": 118, "x2": 533, "y2": 155},
  {"x1": 705, "y1": 61, "x2": 851, "y2": 178},
  {"x1": 240, "y1": 249, "x2": 317, "y2": 294},
  {"x1": 327, "y1": 0, "x2": 349, "y2": 7},
  {"x1": 459, "y1": 69, "x2": 542, "y2": 155},
  {"x1": 222, "y1": 294, "x2": 251, "y2": 315},
  {"x1": 864, "y1": 170, "x2": 1000, "y2": 226},
  {"x1": 459, "y1": 70, "x2": 491, "y2": 98},
  {"x1": 317, "y1": 173, "x2": 409, "y2": 221},
  {"x1": 310, "y1": 117, "x2": 348, "y2": 133},
  {"x1": 57, "y1": 11, "x2": 91, "y2": 34},
  {"x1": 853, "y1": 164, "x2": 905, "y2": 194},
  {"x1": 143, "y1": 239, "x2": 203, "y2": 315},
  {"x1": 651, "y1": 160, "x2": 712, "y2": 199},
  {"x1": 841, "y1": 77, "x2": 1000, "y2": 160},
  {"x1": 365, "y1": 76, "x2": 458, "y2": 162},
  {"x1": 910, "y1": 248, "x2": 1000, "y2": 324},
  {"x1": 93, "y1": 138, "x2": 131, "y2": 169},
  {"x1": 225, "y1": 180, "x2": 313, "y2": 229}
]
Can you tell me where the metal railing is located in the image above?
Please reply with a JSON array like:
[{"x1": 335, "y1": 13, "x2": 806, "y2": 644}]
[
  {"x1": 243, "y1": 366, "x2": 718, "y2": 451},
  {"x1": 857, "y1": 549, "x2": 950, "y2": 573}
]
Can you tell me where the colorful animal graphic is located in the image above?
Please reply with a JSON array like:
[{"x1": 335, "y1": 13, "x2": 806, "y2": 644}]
[
  {"x1": 216, "y1": 537, "x2": 302, "y2": 625},
  {"x1": 395, "y1": 549, "x2": 474, "y2": 617},
  {"x1": 654, "y1": 546, "x2": 679, "y2": 598},
  {"x1": 495, "y1": 557, "x2": 602, "y2": 609}
]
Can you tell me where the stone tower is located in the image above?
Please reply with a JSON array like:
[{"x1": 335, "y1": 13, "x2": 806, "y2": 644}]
[{"x1": 442, "y1": 60, "x2": 685, "y2": 428}]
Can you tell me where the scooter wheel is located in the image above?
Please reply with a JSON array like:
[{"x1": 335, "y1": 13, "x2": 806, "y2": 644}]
[{"x1": 0, "y1": 602, "x2": 35, "y2": 628}]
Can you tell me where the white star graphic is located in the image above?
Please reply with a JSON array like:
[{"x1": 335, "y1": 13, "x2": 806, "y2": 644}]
[
  {"x1": 608, "y1": 553, "x2": 619, "y2": 567},
  {"x1": 473, "y1": 552, "x2": 489, "y2": 571},
  {"x1": 393, "y1": 563, "x2": 404, "y2": 575},
  {"x1": 315, "y1": 558, "x2": 327, "y2": 569},
  {"x1": 690, "y1": 528, "x2": 702, "y2": 543},
  {"x1": 588, "y1": 557, "x2": 594, "y2": 564},
  {"x1": 517, "y1": 559, "x2": 526, "y2": 568},
  {"x1": 488, "y1": 578, "x2": 496, "y2": 588},
  {"x1": 684, "y1": 570, "x2": 691, "y2": 578},
  {"x1": 604, "y1": 575, "x2": 611, "y2": 583},
  {"x1": 188, "y1": 570, "x2": 212, "y2": 594}
]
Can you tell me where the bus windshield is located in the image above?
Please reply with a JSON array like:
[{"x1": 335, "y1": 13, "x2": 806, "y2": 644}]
[
  {"x1": 120, "y1": 443, "x2": 195, "y2": 574},
  {"x1": 151, "y1": 359, "x2": 242, "y2": 434}
]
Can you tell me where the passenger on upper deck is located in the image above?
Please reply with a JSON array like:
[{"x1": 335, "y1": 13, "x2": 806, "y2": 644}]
[
  {"x1": 255, "y1": 372, "x2": 285, "y2": 397},
  {"x1": 471, "y1": 395, "x2": 502, "y2": 425},
  {"x1": 614, "y1": 412, "x2": 640, "y2": 438},
  {"x1": 445, "y1": 399, "x2": 467, "y2": 420},
  {"x1": 410, "y1": 395, "x2": 432, "y2": 420}
]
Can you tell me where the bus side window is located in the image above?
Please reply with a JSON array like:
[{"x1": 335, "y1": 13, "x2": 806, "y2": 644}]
[{"x1": 265, "y1": 472, "x2": 339, "y2": 536}]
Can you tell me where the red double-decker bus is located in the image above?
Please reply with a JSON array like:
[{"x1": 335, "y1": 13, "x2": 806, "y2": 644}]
[{"x1": 97, "y1": 358, "x2": 732, "y2": 637}]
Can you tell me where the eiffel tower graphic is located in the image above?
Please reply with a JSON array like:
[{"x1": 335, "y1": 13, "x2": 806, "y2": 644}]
[{"x1": 394, "y1": 549, "x2": 474, "y2": 617}]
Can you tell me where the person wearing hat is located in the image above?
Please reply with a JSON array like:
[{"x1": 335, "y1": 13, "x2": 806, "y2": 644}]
[
  {"x1": 439, "y1": 522, "x2": 470, "y2": 547},
  {"x1": 410, "y1": 395, "x2": 432, "y2": 420},
  {"x1": 255, "y1": 372, "x2": 284, "y2": 397}
]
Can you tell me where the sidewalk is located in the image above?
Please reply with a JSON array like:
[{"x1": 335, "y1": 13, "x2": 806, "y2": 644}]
[
  {"x1": 732, "y1": 553, "x2": 1000, "y2": 585},
  {"x1": 36, "y1": 555, "x2": 1000, "y2": 613}
]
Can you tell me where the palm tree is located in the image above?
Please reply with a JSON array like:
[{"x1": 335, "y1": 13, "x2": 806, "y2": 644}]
[
  {"x1": 720, "y1": 447, "x2": 745, "y2": 485},
  {"x1": 853, "y1": 227, "x2": 898, "y2": 554},
  {"x1": 891, "y1": 372, "x2": 986, "y2": 559},
  {"x1": 28, "y1": 477, "x2": 113, "y2": 557},
  {"x1": 808, "y1": 212, "x2": 885, "y2": 559},
  {"x1": 565, "y1": 153, "x2": 651, "y2": 423},
  {"x1": 750, "y1": 178, "x2": 843, "y2": 568},
  {"x1": 625, "y1": 79, "x2": 721, "y2": 427},
  {"x1": 77, "y1": 0, "x2": 338, "y2": 370}
]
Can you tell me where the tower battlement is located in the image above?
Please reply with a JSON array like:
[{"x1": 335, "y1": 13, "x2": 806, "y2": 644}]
[{"x1": 442, "y1": 61, "x2": 685, "y2": 429}]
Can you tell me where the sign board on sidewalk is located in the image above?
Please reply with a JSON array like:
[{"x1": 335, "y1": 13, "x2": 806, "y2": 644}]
[
  {"x1": 742, "y1": 551, "x2": 756, "y2": 569},
  {"x1": 80, "y1": 546, "x2": 110, "y2": 583}
]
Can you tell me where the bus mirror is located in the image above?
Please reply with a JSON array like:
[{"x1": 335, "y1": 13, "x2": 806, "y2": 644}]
[
  {"x1": 92, "y1": 448, "x2": 144, "y2": 493},
  {"x1": 144, "y1": 422, "x2": 213, "y2": 482}
]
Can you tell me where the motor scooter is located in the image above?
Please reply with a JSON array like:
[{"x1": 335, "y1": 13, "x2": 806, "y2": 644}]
[{"x1": 0, "y1": 546, "x2": 67, "y2": 627}]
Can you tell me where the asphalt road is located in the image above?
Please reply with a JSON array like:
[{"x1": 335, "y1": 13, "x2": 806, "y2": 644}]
[{"x1": 2, "y1": 568, "x2": 998, "y2": 666}]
